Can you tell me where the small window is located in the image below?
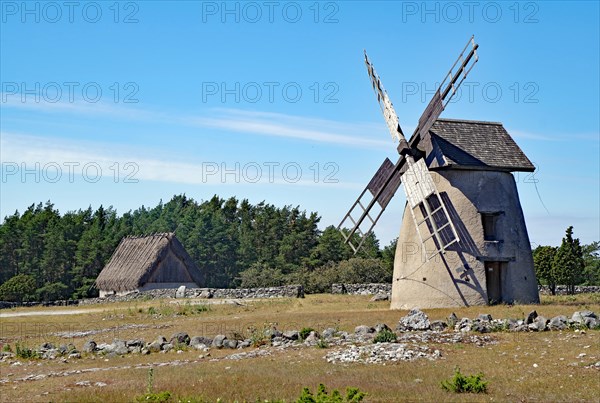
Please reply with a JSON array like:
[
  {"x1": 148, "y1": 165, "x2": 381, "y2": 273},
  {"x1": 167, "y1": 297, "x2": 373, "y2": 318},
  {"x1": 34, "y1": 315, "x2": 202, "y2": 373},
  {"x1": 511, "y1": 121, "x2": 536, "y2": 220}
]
[{"x1": 481, "y1": 213, "x2": 501, "y2": 241}]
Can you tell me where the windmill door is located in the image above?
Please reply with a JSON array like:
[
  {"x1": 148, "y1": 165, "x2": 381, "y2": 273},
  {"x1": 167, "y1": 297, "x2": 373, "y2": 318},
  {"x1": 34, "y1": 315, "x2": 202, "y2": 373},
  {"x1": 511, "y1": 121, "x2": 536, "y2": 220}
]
[{"x1": 485, "y1": 261, "x2": 503, "y2": 304}]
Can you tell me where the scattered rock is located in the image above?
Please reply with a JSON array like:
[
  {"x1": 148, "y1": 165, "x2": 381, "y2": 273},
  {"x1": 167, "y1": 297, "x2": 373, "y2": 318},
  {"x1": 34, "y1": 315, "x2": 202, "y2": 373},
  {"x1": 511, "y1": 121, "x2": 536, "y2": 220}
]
[
  {"x1": 82, "y1": 341, "x2": 96, "y2": 353},
  {"x1": 548, "y1": 315, "x2": 568, "y2": 330},
  {"x1": 39, "y1": 342, "x2": 54, "y2": 350},
  {"x1": 112, "y1": 340, "x2": 129, "y2": 355},
  {"x1": 198, "y1": 290, "x2": 213, "y2": 299},
  {"x1": 528, "y1": 316, "x2": 548, "y2": 332},
  {"x1": 304, "y1": 331, "x2": 319, "y2": 344},
  {"x1": 170, "y1": 332, "x2": 190, "y2": 346},
  {"x1": 354, "y1": 325, "x2": 375, "y2": 335},
  {"x1": 477, "y1": 313, "x2": 493, "y2": 322},
  {"x1": 212, "y1": 334, "x2": 227, "y2": 348},
  {"x1": 147, "y1": 339, "x2": 163, "y2": 353},
  {"x1": 455, "y1": 318, "x2": 472, "y2": 333},
  {"x1": 370, "y1": 293, "x2": 389, "y2": 302},
  {"x1": 190, "y1": 336, "x2": 212, "y2": 349},
  {"x1": 325, "y1": 342, "x2": 442, "y2": 364},
  {"x1": 237, "y1": 340, "x2": 251, "y2": 349},
  {"x1": 447, "y1": 313, "x2": 458, "y2": 328},
  {"x1": 282, "y1": 330, "x2": 299, "y2": 341},
  {"x1": 374, "y1": 323, "x2": 391, "y2": 333},
  {"x1": 526, "y1": 310, "x2": 538, "y2": 325},
  {"x1": 175, "y1": 285, "x2": 186, "y2": 298},
  {"x1": 430, "y1": 320, "x2": 448, "y2": 331},
  {"x1": 126, "y1": 339, "x2": 144, "y2": 348},
  {"x1": 397, "y1": 308, "x2": 431, "y2": 331},
  {"x1": 322, "y1": 328, "x2": 338, "y2": 339}
]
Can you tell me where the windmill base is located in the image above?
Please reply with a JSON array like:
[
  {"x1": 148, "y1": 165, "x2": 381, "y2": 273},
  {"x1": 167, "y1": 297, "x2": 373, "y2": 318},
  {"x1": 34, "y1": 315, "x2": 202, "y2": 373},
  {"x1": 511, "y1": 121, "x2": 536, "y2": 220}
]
[{"x1": 390, "y1": 170, "x2": 539, "y2": 309}]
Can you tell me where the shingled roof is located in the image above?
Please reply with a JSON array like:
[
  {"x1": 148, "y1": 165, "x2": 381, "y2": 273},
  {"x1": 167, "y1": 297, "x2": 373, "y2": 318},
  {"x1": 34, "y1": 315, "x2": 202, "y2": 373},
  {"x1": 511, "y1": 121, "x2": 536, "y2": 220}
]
[
  {"x1": 95, "y1": 233, "x2": 203, "y2": 292},
  {"x1": 421, "y1": 118, "x2": 535, "y2": 172}
]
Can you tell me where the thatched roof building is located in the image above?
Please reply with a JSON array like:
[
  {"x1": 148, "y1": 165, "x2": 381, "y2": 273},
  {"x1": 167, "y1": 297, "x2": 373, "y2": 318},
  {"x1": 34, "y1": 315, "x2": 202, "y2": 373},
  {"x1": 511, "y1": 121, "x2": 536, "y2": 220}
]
[{"x1": 96, "y1": 233, "x2": 203, "y2": 297}]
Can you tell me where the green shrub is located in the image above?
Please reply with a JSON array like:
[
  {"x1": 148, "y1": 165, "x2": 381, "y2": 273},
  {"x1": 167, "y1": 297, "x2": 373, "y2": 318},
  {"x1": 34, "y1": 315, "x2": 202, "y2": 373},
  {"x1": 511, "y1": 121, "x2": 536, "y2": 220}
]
[
  {"x1": 316, "y1": 338, "x2": 329, "y2": 349},
  {"x1": 2, "y1": 344, "x2": 12, "y2": 352},
  {"x1": 0, "y1": 274, "x2": 37, "y2": 302},
  {"x1": 297, "y1": 384, "x2": 366, "y2": 403},
  {"x1": 135, "y1": 391, "x2": 172, "y2": 402},
  {"x1": 441, "y1": 367, "x2": 488, "y2": 393},
  {"x1": 37, "y1": 282, "x2": 69, "y2": 301},
  {"x1": 299, "y1": 327, "x2": 315, "y2": 340},
  {"x1": 248, "y1": 325, "x2": 270, "y2": 347},
  {"x1": 194, "y1": 304, "x2": 210, "y2": 313},
  {"x1": 15, "y1": 342, "x2": 38, "y2": 359},
  {"x1": 373, "y1": 329, "x2": 397, "y2": 343}
]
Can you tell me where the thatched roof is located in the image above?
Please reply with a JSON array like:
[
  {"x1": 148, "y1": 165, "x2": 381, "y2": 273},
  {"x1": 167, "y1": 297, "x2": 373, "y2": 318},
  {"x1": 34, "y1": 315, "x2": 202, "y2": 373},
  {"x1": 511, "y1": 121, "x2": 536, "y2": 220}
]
[
  {"x1": 421, "y1": 118, "x2": 535, "y2": 172},
  {"x1": 95, "y1": 233, "x2": 203, "y2": 292}
]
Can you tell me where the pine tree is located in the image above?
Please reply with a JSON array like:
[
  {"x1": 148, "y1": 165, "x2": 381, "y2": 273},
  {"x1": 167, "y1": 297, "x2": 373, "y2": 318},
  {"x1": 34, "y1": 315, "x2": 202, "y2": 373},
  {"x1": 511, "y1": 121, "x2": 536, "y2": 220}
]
[
  {"x1": 553, "y1": 226, "x2": 584, "y2": 294},
  {"x1": 533, "y1": 245, "x2": 558, "y2": 294}
]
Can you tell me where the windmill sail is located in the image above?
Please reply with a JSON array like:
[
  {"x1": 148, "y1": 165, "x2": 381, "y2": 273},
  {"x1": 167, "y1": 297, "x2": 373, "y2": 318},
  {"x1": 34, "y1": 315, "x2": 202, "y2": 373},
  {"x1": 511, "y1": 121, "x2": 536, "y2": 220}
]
[
  {"x1": 402, "y1": 158, "x2": 460, "y2": 259},
  {"x1": 338, "y1": 157, "x2": 403, "y2": 253},
  {"x1": 340, "y1": 37, "x2": 478, "y2": 258},
  {"x1": 364, "y1": 51, "x2": 404, "y2": 143},
  {"x1": 411, "y1": 36, "x2": 479, "y2": 143}
]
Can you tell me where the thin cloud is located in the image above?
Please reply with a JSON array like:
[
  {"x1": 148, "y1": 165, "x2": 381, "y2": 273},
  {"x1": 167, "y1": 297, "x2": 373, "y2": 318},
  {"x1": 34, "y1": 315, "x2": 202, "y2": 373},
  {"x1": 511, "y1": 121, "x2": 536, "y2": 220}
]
[
  {"x1": 2, "y1": 97, "x2": 390, "y2": 149},
  {"x1": 0, "y1": 131, "x2": 364, "y2": 189}
]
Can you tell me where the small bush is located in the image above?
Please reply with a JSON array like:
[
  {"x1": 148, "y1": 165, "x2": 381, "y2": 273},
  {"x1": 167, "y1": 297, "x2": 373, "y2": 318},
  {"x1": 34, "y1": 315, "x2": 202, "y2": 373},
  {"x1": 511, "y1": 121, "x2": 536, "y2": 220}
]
[
  {"x1": 2, "y1": 344, "x2": 12, "y2": 352},
  {"x1": 248, "y1": 325, "x2": 270, "y2": 347},
  {"x1": 441, "y1": 367, "x2": 488, "y2": 393},
  {"x1": 373, "y1": 329, "x2": 397, "y2": 343},
  {"x1": 316, "y1": 338, "x2": 329, "y2": 349},
  {"x1": 194, "y1": 304, "x2": 210, "y2": 313},
  {"x1": 135, "y1": 391, "x2": 172, "y2": 402},
  {"x1": 299, "y1": 327, "x2": 315, "y2": 340},
  {"x1": 15, "y1": 342, "x2": 38, "y2": 359},
  {"x1": 297, "y1": 384, "x2": 366, "y2": 403}
]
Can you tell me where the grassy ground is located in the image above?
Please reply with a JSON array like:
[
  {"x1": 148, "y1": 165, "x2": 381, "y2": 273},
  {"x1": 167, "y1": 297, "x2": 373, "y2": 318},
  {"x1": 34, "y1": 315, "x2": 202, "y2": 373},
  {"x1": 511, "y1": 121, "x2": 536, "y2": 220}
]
[{"x1": 0, "y1": 294, "x2": 599, "y2": 402}]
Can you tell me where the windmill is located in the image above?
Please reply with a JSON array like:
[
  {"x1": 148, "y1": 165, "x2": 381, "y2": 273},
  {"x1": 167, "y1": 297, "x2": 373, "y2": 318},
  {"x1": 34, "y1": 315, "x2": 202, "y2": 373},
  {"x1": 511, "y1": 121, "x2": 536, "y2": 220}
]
[{"x1": 339, "y1": 36, "x2": 540, "y2": 308}]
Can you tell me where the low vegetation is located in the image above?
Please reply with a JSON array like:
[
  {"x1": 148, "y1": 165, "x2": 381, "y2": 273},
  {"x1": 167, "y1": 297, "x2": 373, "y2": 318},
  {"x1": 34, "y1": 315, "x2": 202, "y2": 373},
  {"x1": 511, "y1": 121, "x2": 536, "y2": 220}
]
[
  {"x1": 0, "y1": 294, "x2": 598, "y2": 402},
  {"x1": 440, "y1": 367, "x2": 488, "y2": 394},
  {"x1": 373, "y1": 328, "x2": 397, "y2": 343}
]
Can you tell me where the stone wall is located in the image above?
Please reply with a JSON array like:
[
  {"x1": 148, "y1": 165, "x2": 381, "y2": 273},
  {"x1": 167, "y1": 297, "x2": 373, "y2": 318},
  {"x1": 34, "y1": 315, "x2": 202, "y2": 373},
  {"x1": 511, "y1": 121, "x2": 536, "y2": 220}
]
[
  {"x1": 331, "y1": 283, "x2": 600, "y2": 297},
  {"x1": 538, "y1": 285, "x2": 600, "y2": 295},
  {"x1": 1, "y1": 285, "x2": 304, "y2": 309},
  {"x1": 332, "y1": 283, "x2": 392, "y2": 296},
  {"x1": 77, "y1": 285, "x2": 304, "y2": 305}
]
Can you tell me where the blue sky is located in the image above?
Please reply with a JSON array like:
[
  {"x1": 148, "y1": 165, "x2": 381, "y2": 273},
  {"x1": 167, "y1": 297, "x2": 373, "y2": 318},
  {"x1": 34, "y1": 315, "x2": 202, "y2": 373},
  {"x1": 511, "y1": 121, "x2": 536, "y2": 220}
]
[{"x1": 1, "y1": 1, "x2": 599, "y2": 247}]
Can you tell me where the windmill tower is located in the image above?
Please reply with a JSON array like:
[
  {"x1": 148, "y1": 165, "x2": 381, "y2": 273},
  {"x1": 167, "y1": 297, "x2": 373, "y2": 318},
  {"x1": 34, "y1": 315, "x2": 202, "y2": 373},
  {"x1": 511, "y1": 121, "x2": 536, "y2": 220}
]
[{"x1": 339, "y1": 37, "x2": 539, "y2": 308}]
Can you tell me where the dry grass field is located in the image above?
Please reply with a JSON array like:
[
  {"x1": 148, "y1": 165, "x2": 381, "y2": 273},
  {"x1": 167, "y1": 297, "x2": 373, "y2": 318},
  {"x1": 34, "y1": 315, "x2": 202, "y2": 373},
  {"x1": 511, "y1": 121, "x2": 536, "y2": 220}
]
[{"x1": 0, "y1": 294, "x2": 599, "y2": 402}]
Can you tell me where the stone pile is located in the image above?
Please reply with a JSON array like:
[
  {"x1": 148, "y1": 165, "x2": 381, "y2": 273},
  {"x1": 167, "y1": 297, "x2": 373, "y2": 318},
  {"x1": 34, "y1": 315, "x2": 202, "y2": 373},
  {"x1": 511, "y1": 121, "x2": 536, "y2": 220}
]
[
  {"x1": 326, "y1": 343, "x2": 442, "y2": 364},
  {"x1": 0, "y1": 308, "x2": 596, "y2": 366}
]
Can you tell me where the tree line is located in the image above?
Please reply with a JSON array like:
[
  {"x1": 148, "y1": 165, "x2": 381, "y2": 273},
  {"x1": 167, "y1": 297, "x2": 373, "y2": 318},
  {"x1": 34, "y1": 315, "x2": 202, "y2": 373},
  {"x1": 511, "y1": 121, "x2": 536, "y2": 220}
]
[
  {"x1": 0, "y1": 195, "x2": 597, "y2": 302},
  {"x1": 0, "y1": 195, "x2": 395, "y2": 302}
]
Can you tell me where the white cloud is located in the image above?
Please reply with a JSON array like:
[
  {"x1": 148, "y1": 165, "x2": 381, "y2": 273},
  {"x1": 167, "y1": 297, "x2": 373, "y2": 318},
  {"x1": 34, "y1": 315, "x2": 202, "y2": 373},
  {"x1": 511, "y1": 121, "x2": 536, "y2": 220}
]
[
  {"x1": 2, "y1": 97, "x2": 391, "y2": 149},
  {"x1": 0, "y1": 131, "x2": 364, "y2": 189}
]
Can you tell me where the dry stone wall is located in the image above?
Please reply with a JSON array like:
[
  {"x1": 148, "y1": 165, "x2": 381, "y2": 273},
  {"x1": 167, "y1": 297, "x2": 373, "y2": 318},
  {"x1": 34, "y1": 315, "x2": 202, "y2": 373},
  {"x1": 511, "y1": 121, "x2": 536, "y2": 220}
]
[
  {"x1": 332, "y1": 283, "x2": 600, "y2": 297},
  {"x1": 1, "y1": 285, "x2": 304, "y2": 309},
  {"x1": 331, "y1": 283, "x2": 392, "y2": 296}
]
